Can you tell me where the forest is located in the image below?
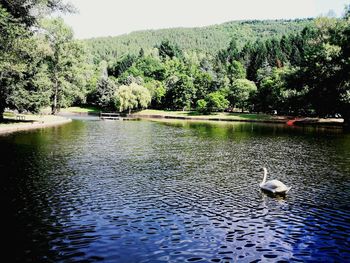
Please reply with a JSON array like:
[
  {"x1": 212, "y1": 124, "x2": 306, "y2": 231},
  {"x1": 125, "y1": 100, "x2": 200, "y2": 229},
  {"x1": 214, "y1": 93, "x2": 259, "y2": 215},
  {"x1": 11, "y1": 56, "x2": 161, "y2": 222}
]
[
  {"x1": 1, "y1": 0, "x2": 350, "y2": 124},
  {"x1": 85, "y1": 19, "x2": 313, "y2": 63}
]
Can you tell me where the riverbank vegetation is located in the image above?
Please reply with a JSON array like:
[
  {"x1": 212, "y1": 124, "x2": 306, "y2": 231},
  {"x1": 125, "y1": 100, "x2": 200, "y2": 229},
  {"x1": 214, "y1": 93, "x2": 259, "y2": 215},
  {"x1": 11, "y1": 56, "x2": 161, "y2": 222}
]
[{"x1": 1, "y1": 1, "x2": 350, "y2": 125}]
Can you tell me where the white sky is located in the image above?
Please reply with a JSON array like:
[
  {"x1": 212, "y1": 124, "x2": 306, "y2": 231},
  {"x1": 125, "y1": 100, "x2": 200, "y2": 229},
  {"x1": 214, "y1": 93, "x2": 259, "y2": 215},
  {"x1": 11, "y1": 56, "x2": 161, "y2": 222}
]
[{"x1": 61, "y1": 0, "x2": 349, "y2": 39}]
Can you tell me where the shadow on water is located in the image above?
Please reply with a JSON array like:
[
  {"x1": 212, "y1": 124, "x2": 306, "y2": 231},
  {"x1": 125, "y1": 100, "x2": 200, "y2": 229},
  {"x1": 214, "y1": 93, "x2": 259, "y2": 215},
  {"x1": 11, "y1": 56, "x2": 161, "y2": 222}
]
[
  {"x1": 152, "y1": 118, "x2": 346, "y2": 139},
  {"x1": 1, "y1": 121, "x2": 96, "y2": 261},
  {"x1": 1, "y1": 119, "x2": 350, "y2": 262}
]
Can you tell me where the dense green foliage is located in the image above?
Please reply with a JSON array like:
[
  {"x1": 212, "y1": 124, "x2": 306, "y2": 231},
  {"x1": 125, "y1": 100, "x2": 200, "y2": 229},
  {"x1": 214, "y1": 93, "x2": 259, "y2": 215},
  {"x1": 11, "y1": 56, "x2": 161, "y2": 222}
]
[
  {"x1": 1, "y1": 2, "x2": 350, "y2": 125},
  {"x1": 0, "y1": 1, "x2": 90, "y2": 117},
  {"x1": 230, "y1": 79, "x2": 257, "y2": 111},
  {"x1": 0, "y1": 0, "x2": 74, "y2": 27},
  {"x1": 40, "y1": 18, "x2": 93, "y2": 114},
  {"x1": 115, "y1": 83, "x2": 151, "y2": 113},
  {"x1": 93, "y1": 13, "x2": 350, "y2": 123},
  {"x1": 85, "y1": 19, "x2": 313, "y2": 64}
]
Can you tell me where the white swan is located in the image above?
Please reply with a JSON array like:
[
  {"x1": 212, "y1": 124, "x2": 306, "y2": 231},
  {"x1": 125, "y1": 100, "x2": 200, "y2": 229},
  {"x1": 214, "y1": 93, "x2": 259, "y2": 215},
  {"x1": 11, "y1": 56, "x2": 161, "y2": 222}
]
[{"x1": 260, "y1": 167, "x2": 291, "y2": 195}]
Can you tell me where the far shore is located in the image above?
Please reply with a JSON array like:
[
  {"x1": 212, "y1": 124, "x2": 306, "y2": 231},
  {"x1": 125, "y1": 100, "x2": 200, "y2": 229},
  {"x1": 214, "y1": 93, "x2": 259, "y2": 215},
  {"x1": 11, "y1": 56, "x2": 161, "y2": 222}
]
[
  {"x1": 0, "y1": 114, "x2": 72, "y2": 135},
  {"x1": 56, "y1": 107, "x2": 345, "y2": 127},
  {"x1": 4, "y1": 107, "x2": 342, "y2": 131},
  {"x1": 129, "y1": 109, "x2": 345, "y2": 127}
]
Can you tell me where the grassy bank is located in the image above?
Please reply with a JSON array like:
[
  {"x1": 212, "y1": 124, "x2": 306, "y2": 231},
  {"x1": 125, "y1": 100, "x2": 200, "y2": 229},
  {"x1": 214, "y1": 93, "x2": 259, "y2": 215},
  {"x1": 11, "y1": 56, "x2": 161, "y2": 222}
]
[
  {"x1": 40, "y1": 106, "x2": 101, "y2": 114},
  {"x1": 132, "y1": 110, "x2": 345, "y2": 127},
  {"x1": 60, "y1": 106, "x2": 101, "y2": 114},
  {"x1": 132, "y1": 109, "x2": 285, "y2": 122}
]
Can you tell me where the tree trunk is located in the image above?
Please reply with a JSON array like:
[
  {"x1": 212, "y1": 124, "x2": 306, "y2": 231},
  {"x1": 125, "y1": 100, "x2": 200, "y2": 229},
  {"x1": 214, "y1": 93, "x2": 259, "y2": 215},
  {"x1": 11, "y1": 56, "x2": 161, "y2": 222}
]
[
  {"x1": 0, "y1": 107, "x2": 4, "y2": 122},
  {"x1": 0, "y1": 72, "x2": 5, "y2": 121},
  {"x1": 342, "y1": 109, "x2": 350, "y2": 129},
  {"x1": 344, "y1": 116, "x2": 350, "y2": 129},
  {"x1": 51, "y1": 80, "x2": 58, "y2": 115}
]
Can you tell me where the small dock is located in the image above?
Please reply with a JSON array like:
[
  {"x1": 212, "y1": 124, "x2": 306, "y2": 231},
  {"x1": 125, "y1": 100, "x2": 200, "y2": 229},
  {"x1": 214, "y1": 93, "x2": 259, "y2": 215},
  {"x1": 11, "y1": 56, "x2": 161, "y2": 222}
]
[{"x1": 100, "y1": 112, "x2": 122, "y2": 120}]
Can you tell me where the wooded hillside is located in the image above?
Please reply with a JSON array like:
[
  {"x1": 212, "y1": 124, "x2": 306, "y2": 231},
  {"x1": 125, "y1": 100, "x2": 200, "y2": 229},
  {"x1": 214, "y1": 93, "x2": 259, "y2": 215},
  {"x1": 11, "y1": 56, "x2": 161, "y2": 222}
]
[{"x1": 84, "y1": 19, "x2": 313, "y2": 63}]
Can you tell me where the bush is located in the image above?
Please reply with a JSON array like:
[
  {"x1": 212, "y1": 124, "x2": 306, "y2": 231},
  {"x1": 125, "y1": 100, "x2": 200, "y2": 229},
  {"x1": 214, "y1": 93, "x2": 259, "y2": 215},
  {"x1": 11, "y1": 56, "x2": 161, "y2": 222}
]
[
  {"x1": 205, "y1": 92, "x2": 229, "y2": 112},
  {"x1": 196, "y1": 99, "x2": 208, "y2": 113}
]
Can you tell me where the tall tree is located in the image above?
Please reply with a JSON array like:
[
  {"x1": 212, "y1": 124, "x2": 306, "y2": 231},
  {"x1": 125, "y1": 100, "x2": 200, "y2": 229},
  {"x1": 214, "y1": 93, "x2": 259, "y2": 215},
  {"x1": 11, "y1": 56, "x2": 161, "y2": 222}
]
[
  {"x1": 229, "y1": 79, "x2": 257, "y2": 112},
  {"x1": 0, "y1": 6, "x2": 51, "y2": 118},
  {"x1": 157, "y1": 40, "x2": 183, "y2": 60},
  {"x1": 165, "y1": 73, "x2": 196, "y2": 110},
  {"x1": 294, "y1": 17, "x2": 349, "y2": 119},
  {"x1": 108, "y1": 54, "x2": 137, "y2": 78},
  {"x1": 246, "y1": 40, "x2": 268, "y2": 81},
  {"x1": 40, "y1": 18, "x2": 90, "y2": 114}
]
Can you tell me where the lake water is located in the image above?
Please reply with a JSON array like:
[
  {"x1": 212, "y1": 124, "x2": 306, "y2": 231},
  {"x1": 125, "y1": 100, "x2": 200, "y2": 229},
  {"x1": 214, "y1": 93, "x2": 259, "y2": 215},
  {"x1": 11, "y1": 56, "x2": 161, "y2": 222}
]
[{"x1": 1, "y1": 119, "x2": 350, "y2": 262}]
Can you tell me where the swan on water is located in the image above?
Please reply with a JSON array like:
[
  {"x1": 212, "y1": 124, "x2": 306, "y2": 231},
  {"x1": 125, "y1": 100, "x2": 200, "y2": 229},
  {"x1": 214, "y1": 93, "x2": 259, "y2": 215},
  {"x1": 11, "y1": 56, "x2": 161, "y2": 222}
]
[{"x1": 260, "y1": 167, "x2": 291, "y2": 195}]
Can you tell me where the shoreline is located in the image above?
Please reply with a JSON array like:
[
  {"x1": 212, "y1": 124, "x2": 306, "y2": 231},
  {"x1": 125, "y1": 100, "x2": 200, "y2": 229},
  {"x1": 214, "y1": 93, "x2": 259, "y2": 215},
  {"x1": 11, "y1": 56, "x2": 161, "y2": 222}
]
[
  {"x1": 129, "y1": 113, "x2": 344, "y2": 128},
  {"x1": 129, "y1": 113, "x2": 287, "y2": 124},
  {"x1": 0, "y1": 116, "x2": 72, "y2": 135},
  {"x1": 55, "y1": 108, "x2": 346, "y2": 128}
]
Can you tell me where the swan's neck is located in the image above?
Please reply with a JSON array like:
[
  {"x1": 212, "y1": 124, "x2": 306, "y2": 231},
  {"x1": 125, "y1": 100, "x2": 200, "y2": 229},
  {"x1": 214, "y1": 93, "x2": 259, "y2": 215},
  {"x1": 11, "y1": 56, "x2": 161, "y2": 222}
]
[{"x1": 262, "y1": 168, "x2": 267, "y2": 184}]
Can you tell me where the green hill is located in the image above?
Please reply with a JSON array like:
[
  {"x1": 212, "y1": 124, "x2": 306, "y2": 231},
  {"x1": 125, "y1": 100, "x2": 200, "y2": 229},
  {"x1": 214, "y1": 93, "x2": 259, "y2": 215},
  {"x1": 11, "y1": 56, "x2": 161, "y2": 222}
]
[{"x1": 84, "y1": 19, "x2": 313, "y2": 63}]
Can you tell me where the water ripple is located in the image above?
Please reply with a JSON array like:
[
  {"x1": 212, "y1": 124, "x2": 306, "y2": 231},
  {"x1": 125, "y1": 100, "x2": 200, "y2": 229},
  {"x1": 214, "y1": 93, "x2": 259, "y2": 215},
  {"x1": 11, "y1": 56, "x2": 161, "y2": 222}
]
[{"x1": 1, "y1": 120, "x2": 350, "y2": 262}]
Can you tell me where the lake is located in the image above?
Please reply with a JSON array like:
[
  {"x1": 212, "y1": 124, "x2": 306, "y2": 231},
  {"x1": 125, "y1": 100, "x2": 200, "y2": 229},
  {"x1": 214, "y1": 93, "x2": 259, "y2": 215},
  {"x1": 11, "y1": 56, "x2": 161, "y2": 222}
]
[{"x1": 1, "y1": 119, "x2": 350, "y2": 262}]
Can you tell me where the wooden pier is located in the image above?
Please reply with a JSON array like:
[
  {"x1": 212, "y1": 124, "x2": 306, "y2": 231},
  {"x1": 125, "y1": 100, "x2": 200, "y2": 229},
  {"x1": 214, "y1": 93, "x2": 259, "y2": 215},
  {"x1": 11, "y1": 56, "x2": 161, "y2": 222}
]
[{"x1": 100, "y1": 112, "x2": 122, "y2": 120}]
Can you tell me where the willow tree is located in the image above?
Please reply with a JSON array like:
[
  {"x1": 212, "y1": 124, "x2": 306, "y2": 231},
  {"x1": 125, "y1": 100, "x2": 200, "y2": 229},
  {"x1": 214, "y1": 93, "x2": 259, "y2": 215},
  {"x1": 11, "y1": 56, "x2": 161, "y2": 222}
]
[{"x1": 114, "y1": 83, "x2": 151, "y2": 113}]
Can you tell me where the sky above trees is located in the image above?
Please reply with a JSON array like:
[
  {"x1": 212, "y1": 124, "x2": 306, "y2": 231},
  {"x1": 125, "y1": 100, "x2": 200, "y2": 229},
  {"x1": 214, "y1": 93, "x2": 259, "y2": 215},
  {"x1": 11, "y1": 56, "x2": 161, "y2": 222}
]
[{"x1": 61, "y1": 0, "x2": 349, "y2": 39}]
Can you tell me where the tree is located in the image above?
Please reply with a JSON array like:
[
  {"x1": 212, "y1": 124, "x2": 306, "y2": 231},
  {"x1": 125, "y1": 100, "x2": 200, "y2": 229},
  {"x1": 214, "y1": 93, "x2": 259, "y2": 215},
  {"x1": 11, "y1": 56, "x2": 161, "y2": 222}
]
[
  {"x1": 217, "y1": 39, "x2": 240, "y2": 64},
  {"x1": 144, "y1": 80, "x2": 166, "y2": 108},
  {"x1": 339, "y1": 7, "x2": 350, "y2": 124},
  {"x1": 230, "y1": 79, "x2": 257, "y2": 112},
  {"x1": 114, "y1": 83, "x2": 151, "y2": 113},
  {"x1": 0, "y1": 1, "x2": 78, "y2": 119},
  {"x1": 196, "y1": 99, "x2": 208, "y2": 113},
  {"x1": 0, "y1": 0, "x2": 74, "y2": 27},
  {"x1": 88, "y1": 78, "x2": 116, "y2": 109},
  {"x1": 165, "y1": 73, "x2": 196, "y2": 110},
  {"x1": 40, "y1": 18, "x2": 90, "y2": 114},
  {"x1": 227, "y1": 60, "x2": 246, "y2": 84},
  {"x1": 345, "y1": 5, "x2": 350, "y2": 19},
  {"x1": 108, "y1": 54, "x2": 136, "y2": 77},
  {"x1": 0, "y1": 6, "x2": 28, "y2": 118},
  {"x1": 6, "y1": 43, "x2": 52, "y2": 114},
  {"x1": 0, "y1": 7, "x2": 51, "y2": 118},
  {"x1": 193, "y1": 70, "x2": 214, "y2": 101},
  {"x1": 246, "y1": 40, "x2": 268, "y2": 81},
  {"x1": 289, "y1": 17, "x2": 350, "y2": 120},
  {"x1": 135, "y1": 56, "x2": 166, "y2": 81},
  {"x1": 157, "y1": 40, "x2": 183, "y2": 60},
  {"x1": 205, "y1": 91, "x2": 229, "y2": 112},
  {"x1": 265, "y1": 37, "x2": 284, "y2": 68}
]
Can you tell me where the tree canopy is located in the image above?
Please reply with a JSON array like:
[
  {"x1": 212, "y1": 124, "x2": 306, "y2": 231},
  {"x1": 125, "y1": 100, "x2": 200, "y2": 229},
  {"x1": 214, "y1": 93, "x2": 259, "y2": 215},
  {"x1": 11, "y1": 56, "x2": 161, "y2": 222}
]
[
  {"x1": 114, "y1": 83, "x2": 151, "y2": 113},
  {"x1": 1, "y1": 2, "x2": 350, "y2": 125}
]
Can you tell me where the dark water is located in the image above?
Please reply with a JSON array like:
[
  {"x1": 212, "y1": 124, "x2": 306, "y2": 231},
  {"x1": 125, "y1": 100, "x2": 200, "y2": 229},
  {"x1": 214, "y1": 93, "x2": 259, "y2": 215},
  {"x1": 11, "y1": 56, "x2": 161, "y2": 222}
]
[{"x1": 1, "y1": 119, "x2": 350, "y2": 262}]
